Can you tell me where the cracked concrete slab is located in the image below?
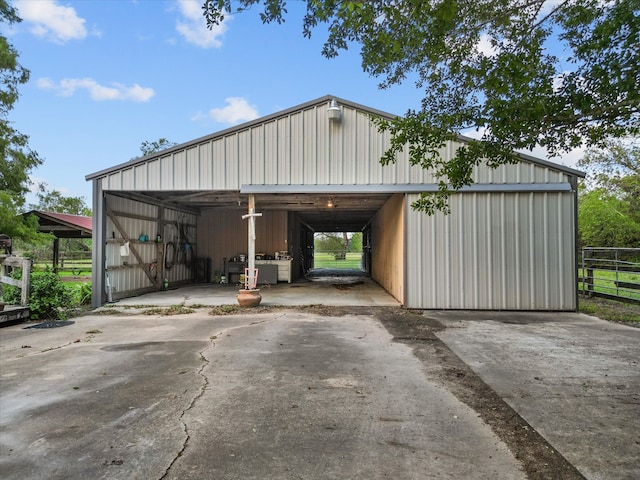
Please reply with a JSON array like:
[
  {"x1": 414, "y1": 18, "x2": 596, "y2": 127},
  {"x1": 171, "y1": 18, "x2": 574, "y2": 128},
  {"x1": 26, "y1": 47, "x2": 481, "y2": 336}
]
[
  {"x1": 1, "y1": 310, "x2": 526, "y2": 480},
  {"x1": 164, "y1": 312, "x2": 525, "y2": 479}
]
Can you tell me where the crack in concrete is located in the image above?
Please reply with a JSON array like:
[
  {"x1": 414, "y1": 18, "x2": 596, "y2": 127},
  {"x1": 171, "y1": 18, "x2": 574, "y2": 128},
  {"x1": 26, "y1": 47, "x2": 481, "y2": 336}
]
[
  {"x1": 159, "y1": 339, "x2": 213, "y2": 480},
  {"x1": 156, "y1": 317, "x2": 282, "y2": 479}
]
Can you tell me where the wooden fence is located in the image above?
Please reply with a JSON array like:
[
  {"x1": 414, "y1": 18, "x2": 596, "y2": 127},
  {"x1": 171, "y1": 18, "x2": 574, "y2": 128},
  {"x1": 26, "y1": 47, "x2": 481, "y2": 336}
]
[{"x1": 0, "y1": 255, "x2": 32, "y2": 306}]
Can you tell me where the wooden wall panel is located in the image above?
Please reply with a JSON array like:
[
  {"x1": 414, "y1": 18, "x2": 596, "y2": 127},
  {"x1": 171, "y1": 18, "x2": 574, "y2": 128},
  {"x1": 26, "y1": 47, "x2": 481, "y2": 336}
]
[
  {"x1": 198, "y1": 209, "x2": 288, "y2": 278},
  {"x1": 370, "y1": 193, "x2": 405, "y2": 302}
]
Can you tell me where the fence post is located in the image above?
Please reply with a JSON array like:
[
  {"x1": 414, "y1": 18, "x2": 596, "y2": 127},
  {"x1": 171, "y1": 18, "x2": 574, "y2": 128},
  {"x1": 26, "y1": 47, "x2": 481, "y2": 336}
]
[
  {"x1": 584, "y1": 248, "x2": 594, "y2": 297},
  {"x1": 20, "y1": 258, "x2": 31, "y2": 306},
  {"x1": 615, "y1": 249, "x2": 619, "y2": 296}
]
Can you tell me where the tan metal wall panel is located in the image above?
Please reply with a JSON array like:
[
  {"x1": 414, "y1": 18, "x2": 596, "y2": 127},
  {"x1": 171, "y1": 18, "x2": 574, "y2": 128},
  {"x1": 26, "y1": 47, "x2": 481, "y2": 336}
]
[
  {"x1": 405, "y1": 192, "x2": 576, "y2": 310},
  {"x1": 95, "y1": 101, "x2": 573, "y2": 192},
  {"x1": 198, "y1": 144, "x2": 213, "y2": 189},
  {"x1": 276, "y1": 117, "x2": 291, "y2": 184},
  {"x1": 473, "y1": 161, "x2": 568, "y2": 184},
  {"x1": 133, "y1": 163, "x2": 147, "y2": 189},
  {"x1": 262, "y1": 121, "x2": 281, "y2": 185},
  {"x1": 354, "y1": 113, "x2": 370, "y2": 182},
  {"x1": 210, "y1": 139, "x2": 225, "y2": 189},
  {"x1": 225, "y1": 134, "x2": 240, "y2": 188},
  {"x1": 119, "y1": 167, "x2": 132, "y2": 190},
  {"x1": 186, "y1": 147, "x2": 200, "y2": 189},
  {"x1": 328, "y1": 113, "x2": 341, "y2": 184},
  {"x1": 342, "y1": 110, "x2": 357, "y2": 184},
  {"x1": 172, "y1": 151, "x2": 186, "y2": 189},
  {"x1": 159, "y1": 155, "x2": 172, "y2": 189},
  {"x1": 316, "y1": 109, "x2": 331, "y2": 185},
  {"x1": 289, "y1": 113, "x2": 303, "y2": 184},
  {"x1": 147, "y1": 160, "x2": 160, "y2": 189}
]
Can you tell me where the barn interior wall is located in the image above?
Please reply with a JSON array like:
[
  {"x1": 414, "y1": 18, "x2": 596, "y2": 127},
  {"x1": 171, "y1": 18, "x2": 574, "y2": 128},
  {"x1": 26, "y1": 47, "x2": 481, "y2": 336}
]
[
  {"x1": 287, "y1": 212, "x2": 306, "y2": 279},
  {"x1": 370, "y1": 193, "x2": 405, "y2": 303},
  {"x1": 104, "y1": 194, "x2": 197, "y2": 299},
  {"x1": 198, "y1": 208, "x2": 288, "y2": 280}
]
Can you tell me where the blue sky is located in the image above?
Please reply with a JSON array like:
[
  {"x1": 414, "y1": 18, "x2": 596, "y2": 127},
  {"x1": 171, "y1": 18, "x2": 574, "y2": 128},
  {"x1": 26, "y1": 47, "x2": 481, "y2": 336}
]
[{"x1": 8, "y1": 0, "x2": 582, "y2": 207}]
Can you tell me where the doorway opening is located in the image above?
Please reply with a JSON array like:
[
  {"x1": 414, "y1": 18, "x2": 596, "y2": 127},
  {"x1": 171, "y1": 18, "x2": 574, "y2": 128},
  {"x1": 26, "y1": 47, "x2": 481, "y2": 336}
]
[
  {"x1": 306, "y1": 231, "x2": 367, "y2": 285},
  {"x1": 313, "y1": 232, "x2": 363, "y2": 270}
]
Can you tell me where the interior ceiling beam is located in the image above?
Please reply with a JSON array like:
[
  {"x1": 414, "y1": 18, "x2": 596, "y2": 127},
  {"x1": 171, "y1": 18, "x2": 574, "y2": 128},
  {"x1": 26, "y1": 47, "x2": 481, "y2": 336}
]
[
  {"x1": 106, "y1": 191, "x2": 200, "y2": 216},
  {"x1": 117, "y1": 190, "x2": 391, "y2": 232}
]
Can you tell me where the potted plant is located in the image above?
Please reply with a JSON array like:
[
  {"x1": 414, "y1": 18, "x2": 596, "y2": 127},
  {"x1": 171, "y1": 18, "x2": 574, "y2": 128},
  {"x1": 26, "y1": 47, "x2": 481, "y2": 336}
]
[{"x1": 237, "y1": 282, "x2": 261, "y2": 307}]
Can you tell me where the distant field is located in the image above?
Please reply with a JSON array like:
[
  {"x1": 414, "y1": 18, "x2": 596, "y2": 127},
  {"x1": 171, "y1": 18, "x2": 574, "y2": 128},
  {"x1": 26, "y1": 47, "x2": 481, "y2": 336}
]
[
  {"x1": 31, "y1": 260, "x2": 92, "y2": 282},
  {"x1": 578, "y1": 269, "x2": 640, "y2": 301},
  {"x1": 314, "y1": 251, "x2": 363, "y2": 269}
]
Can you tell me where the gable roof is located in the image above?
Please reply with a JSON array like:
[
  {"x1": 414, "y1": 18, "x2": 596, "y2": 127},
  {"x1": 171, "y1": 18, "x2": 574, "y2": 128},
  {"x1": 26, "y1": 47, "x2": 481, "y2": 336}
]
[
  {"x1": 25, "y1": 211, "x2": 92, "y2": 238},
  {"x1": 86, "y1": 94, "x2": 584, "y2": 182}
]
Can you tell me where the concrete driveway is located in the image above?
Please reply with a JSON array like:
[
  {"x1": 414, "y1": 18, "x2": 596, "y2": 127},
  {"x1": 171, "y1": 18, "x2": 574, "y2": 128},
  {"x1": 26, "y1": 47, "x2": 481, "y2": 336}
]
[
  {"x1": 0, "y1": 306, "x2": 638, "y2": 479},
  {"x1": 430, "y1": 311, "x2": 640, "y2": 480}
]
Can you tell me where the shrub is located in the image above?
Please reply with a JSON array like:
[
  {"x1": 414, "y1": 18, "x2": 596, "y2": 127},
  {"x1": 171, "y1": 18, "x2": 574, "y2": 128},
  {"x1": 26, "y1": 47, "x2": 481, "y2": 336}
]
[
  {"x1": 74, "y1": 282, "x2": 92, "y2": 305},
  {"x1": 2, "y1": 268, "x2": 74, "y2": 320}
]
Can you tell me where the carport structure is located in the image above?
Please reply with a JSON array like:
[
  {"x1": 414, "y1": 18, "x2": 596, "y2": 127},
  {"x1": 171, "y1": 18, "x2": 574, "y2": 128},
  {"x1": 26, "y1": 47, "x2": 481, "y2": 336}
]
[
  {"x1": 24, "y1": 210, "x2": 92, "y2": 272},
  {"x1": 86, "y1": 95, "x2": 584, "y2": 310}
]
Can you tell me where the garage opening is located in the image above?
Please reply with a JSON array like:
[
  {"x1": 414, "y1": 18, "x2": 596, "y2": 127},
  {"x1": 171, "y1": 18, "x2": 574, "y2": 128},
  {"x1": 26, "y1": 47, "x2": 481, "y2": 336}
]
[{"x1": 96, "y1": 190, "x2": 404, "y2": 305}]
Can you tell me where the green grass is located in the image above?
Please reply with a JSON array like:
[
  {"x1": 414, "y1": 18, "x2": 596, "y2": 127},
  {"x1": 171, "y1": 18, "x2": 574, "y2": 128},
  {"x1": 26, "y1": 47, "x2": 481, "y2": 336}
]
[
  {"x1": 579, "y1": 296, "x2": 640, "y2": 324},
  {"x1": 578, "y1": 269, "x2": 640, "y2": 301},
  {"x1": 314, "y1": 251, "x2": 363, "y2": 269}
]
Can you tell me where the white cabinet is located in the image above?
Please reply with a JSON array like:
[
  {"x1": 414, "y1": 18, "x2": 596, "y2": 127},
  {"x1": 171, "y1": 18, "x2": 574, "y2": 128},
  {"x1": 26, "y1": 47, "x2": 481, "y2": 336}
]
[{"x1": 255, "y1": 259, "x2": 292, "y2": 283}]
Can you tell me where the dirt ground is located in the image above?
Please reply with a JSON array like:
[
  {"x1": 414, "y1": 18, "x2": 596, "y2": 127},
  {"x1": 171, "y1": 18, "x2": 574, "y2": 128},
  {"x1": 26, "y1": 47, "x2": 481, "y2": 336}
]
[{"x1": 373, "y1": 308, "x2": 585, "y2": 480}]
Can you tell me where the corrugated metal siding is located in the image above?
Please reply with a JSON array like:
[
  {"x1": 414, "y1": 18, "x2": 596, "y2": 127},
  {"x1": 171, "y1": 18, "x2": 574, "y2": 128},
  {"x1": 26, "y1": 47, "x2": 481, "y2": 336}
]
[
  {"x1": 104, "y1": 195, "x2": 197, "y2": 298},
  {"x1": 91, "y1": 98, "x2": 580, "y2": 310},
  {"x1": 405, "y1": 192, "x2": 576, "y2": 310},
  {"x1": 96, "y1": 102, "x2": 570, "y2": 193}
]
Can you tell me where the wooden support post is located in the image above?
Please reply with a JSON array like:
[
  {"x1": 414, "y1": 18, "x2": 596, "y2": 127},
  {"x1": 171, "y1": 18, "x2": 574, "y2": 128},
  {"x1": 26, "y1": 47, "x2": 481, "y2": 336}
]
[
  {"x1": 241, "y1": 194, "x2": 262, "y2": 289},
  {"x1": 53, "y1": 237, "x2": 60, "y2": 273}
]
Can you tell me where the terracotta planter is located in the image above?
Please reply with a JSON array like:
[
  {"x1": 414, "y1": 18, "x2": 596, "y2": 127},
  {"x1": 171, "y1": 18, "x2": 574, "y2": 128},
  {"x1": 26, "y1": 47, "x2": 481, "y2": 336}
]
[{"x1": 237, "y1": 289, "x2": 262, "y2": 307}]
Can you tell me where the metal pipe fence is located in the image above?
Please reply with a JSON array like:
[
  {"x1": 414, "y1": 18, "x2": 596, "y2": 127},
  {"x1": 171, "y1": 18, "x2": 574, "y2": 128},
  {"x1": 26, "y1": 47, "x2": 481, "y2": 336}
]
[{"x1": 580, "y1": 248, "x2": 640, "y2": 303}]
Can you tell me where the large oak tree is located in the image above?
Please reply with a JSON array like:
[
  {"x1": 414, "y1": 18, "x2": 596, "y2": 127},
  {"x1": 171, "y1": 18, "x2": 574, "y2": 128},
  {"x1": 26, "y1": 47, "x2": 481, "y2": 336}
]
[
  {"x1": 204, "y1": 0, "x2": 639, "y2": 213},
  {"x1": 577, "y1": 139, "x2": 640, "y2": 247}
]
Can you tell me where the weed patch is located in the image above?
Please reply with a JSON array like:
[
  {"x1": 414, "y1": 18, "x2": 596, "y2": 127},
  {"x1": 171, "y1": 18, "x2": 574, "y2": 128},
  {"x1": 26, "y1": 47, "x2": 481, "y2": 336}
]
[
  {"x1": 142, "y1": 304, "x2": 195, "y2": 316},
  {"x1": 579, "y1": 296, "x2": 640, "y2": 325}
]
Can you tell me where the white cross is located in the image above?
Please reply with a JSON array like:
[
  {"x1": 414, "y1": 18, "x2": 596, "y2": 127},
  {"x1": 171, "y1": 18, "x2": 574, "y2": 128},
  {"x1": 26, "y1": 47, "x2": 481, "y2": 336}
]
[{"x1": 241, "y1": 194, "x2": 262, "y2": 288}]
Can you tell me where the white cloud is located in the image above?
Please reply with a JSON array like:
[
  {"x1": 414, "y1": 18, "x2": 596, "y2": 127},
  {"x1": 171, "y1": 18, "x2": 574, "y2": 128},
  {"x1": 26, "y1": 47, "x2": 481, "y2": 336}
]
[
  {"x1": 205, "y1": 97, "x2": 260, "y2": 125},
  {"x1": 524, "y1": 144, "x2": 586, "y2": 169},
  {"x1": 461, "y1": 126, "x2": 585, "y2": 169},
  {"x1": 477, "y1": 33, "x2": 500, "y2": 58},
  {"x1": 176, "y1": 0, "x2": 229, "y2": 48},
  {"x1": 37, "y1": 77, "x2": 155, "y2": 102},
  {"x1": 15, "y1": 0, "x2": 88, "y2": 43}
]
